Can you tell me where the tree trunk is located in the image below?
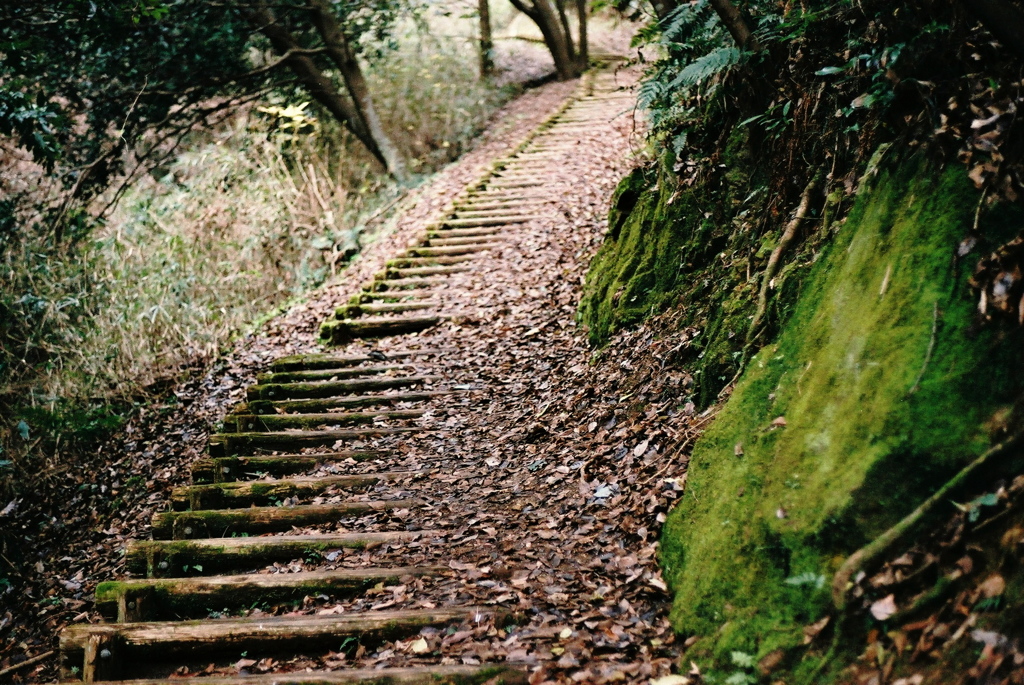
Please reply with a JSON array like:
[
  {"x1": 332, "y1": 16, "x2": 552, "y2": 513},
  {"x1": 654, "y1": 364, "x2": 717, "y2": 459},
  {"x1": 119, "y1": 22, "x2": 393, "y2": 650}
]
[
  {"x1": 240, "y1": 4, "x2": 388, "y2": 169},
  {"x1": 307, "y1": 0, "x2": 408, "y2": 181},
  {"x1": 553, "y1": 0, "x2": 577, "y2": 64},
  {"x1": 479, "y1": 0, "x2": 495, "y2": 77},
  {"x1": 509, "y1": 0, "x2": 579, "y2": 80},
  {"x1": 707, "y1": 0, "x2": 759, "y2": 50},
  {"x1": 576, "y1": 0, "x2": 588, "y2": 70}
]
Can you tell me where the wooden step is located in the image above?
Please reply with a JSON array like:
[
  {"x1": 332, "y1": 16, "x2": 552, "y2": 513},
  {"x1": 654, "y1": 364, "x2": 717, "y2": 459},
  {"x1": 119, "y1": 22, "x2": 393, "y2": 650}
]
[
  {"x1": 405, "y1": 244, "x2": 495, "y2": 257},
  {"x1": 225, "y1": 410, "x2": 424, "y2": 433},
  {"x1": 375, "y1": 266, "x2": 470, "y2": 280},
  {"x1": 209, "y1": 427, "x2": 423, "y2": 457},
  {"x1": 242, "y1": 391, "x2": 447, "y2": 417},
  {"x1": 86, "y1": 664, "x2": 528, "y2": 685},
  {"x1": 170, "y1": 472, "x2": 422, "y2": 510},
  {"x1": 192, "y1": 451, "x2": 386, "y2": 483},
  {"x1": 339, "y1": 301, "x2": 436, "y2": 317},
  {"x1": 423, "y1": 227, "x2": 502, "y2": 239},
  {"x1": 431, "y1": 216, "x2": 533, "y2": 228},
  {"x1": 320, "y1": 316, "x2": 442, "y2": 344},
  {"x1": 246, "y1": 376, "x2": 440, "y2": 401},
  {"x1": 59, "y1": 607, "x2": 505, "y2": 680},
  {"x1": 78, "y1": 665, "x2": 527, "y2": 685},
  {"x1": 126, "y1": 531, "x2": 440, "y2": 577},
  {"x1": 423, "y1": 236, "x2": 503, "y2": 248},
  {"x1": 257, "y1": 364, "x2": 410, "y2": 384},
  {"x1": 485, "y1": 180, "x2": 544, "y2": 189},
  {"x1": 96, "y1": 566, "x2": 444, "y2": 621},
  {"x1": 387, "y1": 254, "x2": 475, "y2": 268},
  {"x1": 355, "y1": 290, "x2": 437, "y2": 303},
  {"x1": 363, "y1": 276, "x2": 450, "y2": 291},
  {"x1": 270, "y1": 351, "x2": 437, "y2": 372},
  {"x1": 151, "y1": 499, "x2": 426, "y2": 539}
]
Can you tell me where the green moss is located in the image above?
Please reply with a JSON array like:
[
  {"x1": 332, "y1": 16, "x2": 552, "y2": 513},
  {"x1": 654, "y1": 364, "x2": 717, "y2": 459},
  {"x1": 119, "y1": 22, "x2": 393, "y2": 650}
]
[{"x1": 660, "y1": 154, "x2": 1024, "y2": 676}]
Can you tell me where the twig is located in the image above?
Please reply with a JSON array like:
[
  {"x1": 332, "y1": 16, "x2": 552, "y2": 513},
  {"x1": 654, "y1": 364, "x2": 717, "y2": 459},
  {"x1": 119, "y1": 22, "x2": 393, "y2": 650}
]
[
  {"x1": 831, "y1": 430, "x2": 1024, "y2": 610},
  {"x1": 909, "y1": 301, "x2": 939, "y2": 394},
  {"x1": 746, "y1": 171, "x2": 823, "y2": 345},
  {"x1": 0, "y1": 650, "x2": 55, "y2": 678}
]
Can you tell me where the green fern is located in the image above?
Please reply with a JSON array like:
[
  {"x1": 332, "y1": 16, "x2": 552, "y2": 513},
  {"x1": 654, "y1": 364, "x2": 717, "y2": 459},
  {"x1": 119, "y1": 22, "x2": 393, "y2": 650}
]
[{"x1": 668, "y1": 46, "x2": 743, "y2": 89}]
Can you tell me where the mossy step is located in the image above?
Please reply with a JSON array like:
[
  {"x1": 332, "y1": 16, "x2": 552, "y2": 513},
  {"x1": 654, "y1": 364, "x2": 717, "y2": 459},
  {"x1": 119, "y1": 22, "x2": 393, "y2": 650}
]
[
  {"x1": 337, "y1": 301, "x2": 438, "y2": 319},
  {"x1": 429, "y1": 216, "x2": 534, "y2": 228},
  {"x1": 59, "y1": 606, "x2": 505, "y2": 680},
  {"x1": 151, "y1": 499, "x2": 425, "y2": 538},
  {"x1": 404, "y1": 244, "x2": 495, "y2": 257},
  {"x1": 423, "y1": 227, "x2": 503, "y2": 239},
  {"x1": 87, "y1": 664, "x2": 527, "y2": 685},
  {"x1": 363, "y1": 276, "x2": 450, "y2": 292},
  {"x1": 79, "y1": 665, "x2": 527, "y2": 685},
  {"x1": 256, "y1": 364, "x2": 411, "y2": 385},
  {"x1": 170, "y1": 472, "x2": 422, "y2": 510},
  {"x1": 126, "y1": 531, "x2": 439, "y2": 577},
  {"x1": 225, "y1": 410, "x2": 424, "y2": 433},
  {"x1": 208, "y1": 427, "x2": 422, "y2": 457},
  {"x1": 423, "y1": 237, "x2": 503, "y2": 248},
  {"x1": 95, "y1": 566, "x2": 444, "y2": 621},
  {"x1": 451, "y1": 201, "x2": 545, "y2": 212},
  {"x1": 270, "y1": 350, "x2": 436, "y2": 372},
  {"x1": 246, "y1": 375, "x2": 440, "y2": 401},
  {"x1": 386, "y1": 255, "x2": 475, "y2": 268},
  {"x1": 192, "y1": 451, "x2": 386, "y2": 484},
  {"x1": 355, "y1": 290, "x2": 438, "y2": 302},
  {"x1": 320, "y1": 316, "x2": 442, "y2": 344},
  {"x1": 374, "y1": 265, "x2": 470, "y2": 279},
  {"x1": 242, "y1": 391, "x2": 447, "y2": 417},
  {"x1": 484, "y1": 180, "x2": 544, "y2": 189}
]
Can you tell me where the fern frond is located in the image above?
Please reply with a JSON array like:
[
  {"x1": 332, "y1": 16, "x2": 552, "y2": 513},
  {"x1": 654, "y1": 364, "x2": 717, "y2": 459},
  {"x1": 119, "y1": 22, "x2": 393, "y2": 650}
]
[{"x1": 667, "y1": 46, "x2": 742, "y2": 90}]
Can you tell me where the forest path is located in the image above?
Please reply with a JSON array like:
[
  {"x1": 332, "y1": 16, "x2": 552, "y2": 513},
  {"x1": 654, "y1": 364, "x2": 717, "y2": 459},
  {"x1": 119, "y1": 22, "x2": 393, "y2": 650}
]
[{"x1": 56, "y1": 68, "x2": 683, "y2": 685}]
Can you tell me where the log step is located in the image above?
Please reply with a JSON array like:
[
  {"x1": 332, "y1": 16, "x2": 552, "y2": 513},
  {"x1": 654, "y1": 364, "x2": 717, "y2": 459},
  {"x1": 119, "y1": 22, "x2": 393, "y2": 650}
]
[
  {"x1": 59, "y1": 607, "x2": 504, "y2": 680},
  {"x1": 363, "y1": 277, "x2": 450, "y2": 291},
  {"x1": 246, "y1": 376, "x2": 440, "y2": 401},
  {"x1": 242, "y1": 391, "x2": 448, "y2": 417},
  {"x1": 126, "y1": 531, "x2": 440, "y2": 577},
  {"x1": 226, "y1": 410, "x2": 424, "y2": 433},
  {"x1": 170, "y1": 472, "x2": 423, "y2": 510},
  {"x1": 423, "y1": 227, "x2": 502, "y2": 239},
  {"x1": 386, "y1": 255, "x2": 475, "y2": 268},
  {"x1": 339, "y1": 301, "x2": 436, "y2": 317},
  {"x1": 423, "y1": 236, "x2": 503, "y2": 248},
  {"x1": 404, "y1": 244, "x2": 496, "y2": 257},
  {"x1": 208, "y1": 428, "x2": 423, "y2": 457},
  {"x1": 376, "y1": 265, "x2": 470, "y2": 279},
  {"x1": 257, "y1": 364, "x2": 411, "y2": 384},
  {"x1": 270, "y1": 350, "x2": 437, "y2": 372},
  {"x1": 431, "y1": 216, "x2": 533, "y2": 228},
  {"x1": 151, "y1": 499, "x2": 426, "y2": 539},
  {"x1": 86, "y1": 664, "x2": 528, "y2": 685},
  {"x1": 192, "y1": 451, "x2": 386, "y2": 484},
  {"x1": 95, "y1": 566, "x2": 444, "y2": 621},
  {"x1": 320, "y1": 316, "x2": 441, "y2": 344}
]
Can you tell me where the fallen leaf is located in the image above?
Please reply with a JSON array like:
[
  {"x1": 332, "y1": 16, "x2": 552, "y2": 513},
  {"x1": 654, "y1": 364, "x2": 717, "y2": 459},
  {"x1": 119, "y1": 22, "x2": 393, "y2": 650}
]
[{"x1": 870, "y1": 594, "x2": 898, "y2": 621}]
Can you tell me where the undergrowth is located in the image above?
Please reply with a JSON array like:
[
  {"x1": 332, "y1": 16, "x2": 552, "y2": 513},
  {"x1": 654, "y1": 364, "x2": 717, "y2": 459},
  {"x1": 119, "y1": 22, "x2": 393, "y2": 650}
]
[{"x1": 0, "y1": 27, "x2": 515, "y2": 499}]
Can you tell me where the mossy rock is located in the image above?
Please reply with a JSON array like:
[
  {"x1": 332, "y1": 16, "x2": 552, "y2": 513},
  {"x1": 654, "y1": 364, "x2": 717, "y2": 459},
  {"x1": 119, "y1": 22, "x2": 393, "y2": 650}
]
[{"x1": 660, "y1": 153, "x2": 1024, "y2": 677}]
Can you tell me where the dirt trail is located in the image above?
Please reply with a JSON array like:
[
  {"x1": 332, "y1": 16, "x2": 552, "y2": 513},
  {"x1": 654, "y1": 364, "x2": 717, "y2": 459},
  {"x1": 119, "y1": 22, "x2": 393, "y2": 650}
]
[{"x1": 44, "y1": 67, "x2": 693, "y2": 685}]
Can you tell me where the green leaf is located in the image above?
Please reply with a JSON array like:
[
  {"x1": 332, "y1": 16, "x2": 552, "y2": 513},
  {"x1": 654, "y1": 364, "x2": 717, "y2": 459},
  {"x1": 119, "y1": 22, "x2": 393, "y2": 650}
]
[
  {"x1": 815, "y1": 66, "x2": 845, "y2": 75},
  {"x1": 16, "y1": 421, "x2": 29, "y2": 440},
  {"x1": 730, "y1": 651, "x2": 756, "y2": 668}
]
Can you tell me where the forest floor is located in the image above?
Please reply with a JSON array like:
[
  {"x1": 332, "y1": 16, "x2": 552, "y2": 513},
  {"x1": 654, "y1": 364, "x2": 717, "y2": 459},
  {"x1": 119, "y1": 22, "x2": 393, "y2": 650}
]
[{"x1": 1, "y1": 65, "x2": 716, "y2": 684}]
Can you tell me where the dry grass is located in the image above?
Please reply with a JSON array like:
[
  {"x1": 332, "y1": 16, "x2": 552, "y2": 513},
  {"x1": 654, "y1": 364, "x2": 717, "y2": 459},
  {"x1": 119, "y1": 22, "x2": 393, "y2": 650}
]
[{"x1": 0, "y1": 23, "x2": 516, "y2": 494}]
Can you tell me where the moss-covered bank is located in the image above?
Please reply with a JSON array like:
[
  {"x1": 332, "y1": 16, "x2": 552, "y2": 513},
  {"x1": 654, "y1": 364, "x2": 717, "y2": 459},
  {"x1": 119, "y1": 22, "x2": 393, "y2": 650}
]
[
  {"x1": 578, "y1": 133, "x2": 825, "y2": 408},
  {"x1": 653, "y1": 153, "x2": 1024, "y2": 677}
]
